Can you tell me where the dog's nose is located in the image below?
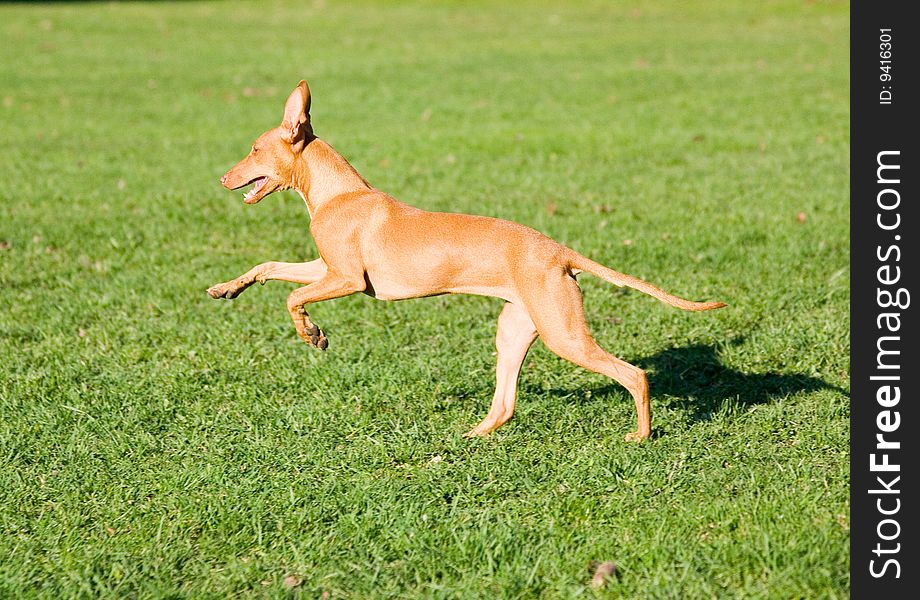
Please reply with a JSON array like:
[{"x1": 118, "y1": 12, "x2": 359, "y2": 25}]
[{"x1": 219, "y1": 173, "x2": 228, "y2": 185}]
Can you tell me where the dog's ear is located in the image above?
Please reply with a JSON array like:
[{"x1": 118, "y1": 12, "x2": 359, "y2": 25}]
[{"x1": 281, "y1": 80, "x2": 311, "y2": 149}]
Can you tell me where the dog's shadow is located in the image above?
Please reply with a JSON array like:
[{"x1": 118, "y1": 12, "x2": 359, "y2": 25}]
[
  {"x1": 529, "y1": 341, "x2": 847, "y2": 423},
  {"x1": 638, "y1": 342, "x2": 846, "y2": 422}
]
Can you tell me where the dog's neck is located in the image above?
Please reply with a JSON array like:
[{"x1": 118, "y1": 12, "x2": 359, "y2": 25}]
[{"x1": 291, "y1": 137, "x2": 371, "y2": 217}]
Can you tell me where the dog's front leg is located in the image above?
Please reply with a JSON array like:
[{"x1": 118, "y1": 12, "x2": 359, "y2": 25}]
[
  {"x1": 465, "y1": 302, "x2": 538, "y2": 437},
  {"x1": 286, "y1": 273, "x2": 364, "y2": 350},
  {"x1": 208, "y1": 259, "x2": 328, "y2": 299}
]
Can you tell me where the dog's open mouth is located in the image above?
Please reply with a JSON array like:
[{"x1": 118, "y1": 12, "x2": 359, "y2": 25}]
[{"x1": 243, "y1": 177, "x2": 269, "y2": 204}]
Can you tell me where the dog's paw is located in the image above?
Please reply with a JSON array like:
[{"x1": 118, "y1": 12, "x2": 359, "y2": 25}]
[
  {"x1": 298, "y1": 321, "x2": 329, "y2": 350},
  {"x1": 624, "y1": 430, "x2": 650, "y2": 442},
  {"x1": 207, "y1": 280, "x2": 244, "y2": 300},
  {"x1": 463, "y1": 413, "x2": 508, "y2": 438},
  {"x1": 290, "y1": 307, "x2": 329, "y2": 350}
]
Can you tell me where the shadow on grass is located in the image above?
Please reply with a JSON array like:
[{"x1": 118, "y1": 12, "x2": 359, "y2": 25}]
[
  {"x1": 526, "y1": 341, "x2": 847, "y2": 424},
  {"x1": 635, "y1": 342, "x2": 847, "y2": 422}
]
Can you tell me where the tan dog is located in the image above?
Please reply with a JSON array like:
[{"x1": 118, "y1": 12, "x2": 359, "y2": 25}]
[{"x1": 208, "y1": 80, "x2": 725, "y2": 441}]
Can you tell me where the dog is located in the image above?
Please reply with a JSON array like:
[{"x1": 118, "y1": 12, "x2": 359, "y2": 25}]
[{"x1": 207, "y1": 80, "x2": 726, "y2": 441}]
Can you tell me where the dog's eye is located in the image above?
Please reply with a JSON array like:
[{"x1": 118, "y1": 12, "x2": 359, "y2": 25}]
[{"x1": 251, "y1": 146, "x2": 259, "y2": 154}]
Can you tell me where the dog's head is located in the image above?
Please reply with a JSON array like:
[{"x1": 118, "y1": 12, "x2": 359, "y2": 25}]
[{"x1": 219, "y1": 80, "x2": 313, "y2": 204}]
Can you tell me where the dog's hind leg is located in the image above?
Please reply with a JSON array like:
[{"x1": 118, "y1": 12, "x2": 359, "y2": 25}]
[
  {"x1": 524, "y1": 271, "x2": 651, "y2": 441},
  {"x1": 464, "y1": 302, "x2": 538, "y2": 437},
  {"x1": 207, "y1": 259, "x2": 328, "y2": 299}
]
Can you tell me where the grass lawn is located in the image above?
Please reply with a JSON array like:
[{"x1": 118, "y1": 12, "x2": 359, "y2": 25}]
[{"x1": 0, "y1": 1, "x2": 849, "y2": 597}]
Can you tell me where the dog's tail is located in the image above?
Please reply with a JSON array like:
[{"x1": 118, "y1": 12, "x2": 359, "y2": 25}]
[{"x1": 569, "y1": 252, "x2": 727, "y2": 312}]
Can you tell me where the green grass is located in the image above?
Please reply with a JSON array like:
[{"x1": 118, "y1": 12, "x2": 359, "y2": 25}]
[{"x1": 0, "y1": 1, "x2": 849, "y2": 597}]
